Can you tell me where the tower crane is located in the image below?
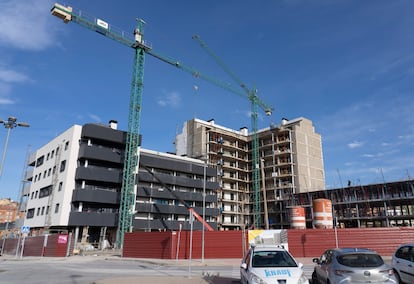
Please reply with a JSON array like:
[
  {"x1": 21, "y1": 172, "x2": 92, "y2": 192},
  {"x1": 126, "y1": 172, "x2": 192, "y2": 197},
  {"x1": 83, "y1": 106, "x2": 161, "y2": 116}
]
[
  {"x1": 51, "y1": 3, "x2": 272, "y2": 247},
  {"x1": 192, "y1": 35, "x2": 273, "y2": 228}
]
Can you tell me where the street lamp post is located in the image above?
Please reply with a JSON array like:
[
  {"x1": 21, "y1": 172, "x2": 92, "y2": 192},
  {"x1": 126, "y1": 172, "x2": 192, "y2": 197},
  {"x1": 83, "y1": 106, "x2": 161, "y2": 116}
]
[
  {"x1": 202, "y1": 159, "x2": 207, "y2": 263},
  {"x1": 0, "y1": 116, "x2": 30, "y2": 177}
]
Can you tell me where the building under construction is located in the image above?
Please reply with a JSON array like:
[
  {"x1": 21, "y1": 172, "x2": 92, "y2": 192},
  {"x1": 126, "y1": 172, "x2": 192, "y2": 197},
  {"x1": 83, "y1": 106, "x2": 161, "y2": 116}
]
[
  {"x1": 294, "y1": 179, "x2": 414, "y2": 228},
  {"x1": 175, "y1": 117, "x2": 414, "y2": 230},
  {"x1": 175, "y1": 117, "x2": 325, "y2": 230}
]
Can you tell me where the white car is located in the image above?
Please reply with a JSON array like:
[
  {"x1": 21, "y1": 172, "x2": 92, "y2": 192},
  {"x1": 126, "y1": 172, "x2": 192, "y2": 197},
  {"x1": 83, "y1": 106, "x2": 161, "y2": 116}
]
[
  {"x1": 240, "y1": 244, "x2": 309, "y2": 284},
  {"x1": 392, "y1": 243, "x2": 414, "y2": 284}
]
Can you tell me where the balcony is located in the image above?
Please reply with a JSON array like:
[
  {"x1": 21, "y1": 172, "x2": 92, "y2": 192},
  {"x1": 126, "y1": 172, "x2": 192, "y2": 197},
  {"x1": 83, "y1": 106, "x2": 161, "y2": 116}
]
[
  {"x1": 72, "y1": 188, "x2": 120, "y2": 204},
  {"x1": 78, "y1": 144, "x2": 124, "y2": 164},
  {"x1": 68, "y1": 211, "x2": 118, "y2": 227},
  {"x1": 75, "y1": 166, "x2": 122, "y2": 184}
]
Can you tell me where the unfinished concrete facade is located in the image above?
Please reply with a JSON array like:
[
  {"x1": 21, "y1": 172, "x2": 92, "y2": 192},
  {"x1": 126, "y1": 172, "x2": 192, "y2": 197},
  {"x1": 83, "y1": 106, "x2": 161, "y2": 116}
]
[{"x1": 175, "y1": 117, "x2": 325, "y2": 229}]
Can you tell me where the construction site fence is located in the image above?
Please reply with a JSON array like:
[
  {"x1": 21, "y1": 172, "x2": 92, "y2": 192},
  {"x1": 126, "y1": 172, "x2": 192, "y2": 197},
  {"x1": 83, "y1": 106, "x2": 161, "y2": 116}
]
[
  {"x1": 1, "y1": 233, "x2": 74, "y2": 257},
  {"x1": 123, "y1": 227, "x2": 414, "y2": 259},
  {"x1": 1, "y1": 227, "x2": 413, "y2": 258}
]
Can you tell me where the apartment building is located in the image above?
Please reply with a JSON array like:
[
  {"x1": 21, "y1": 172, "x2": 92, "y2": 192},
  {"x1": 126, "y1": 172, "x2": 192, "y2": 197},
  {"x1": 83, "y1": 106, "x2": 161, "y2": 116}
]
[
  {"x1": 175, "y1": 117, "x2": 325, "y2": 229},
  {"x1": 0, "y1": 199, "x2": 20, "y2": 235},
  {"x1": 22, "y1": 121, "x2": 219, "y2": 248}
]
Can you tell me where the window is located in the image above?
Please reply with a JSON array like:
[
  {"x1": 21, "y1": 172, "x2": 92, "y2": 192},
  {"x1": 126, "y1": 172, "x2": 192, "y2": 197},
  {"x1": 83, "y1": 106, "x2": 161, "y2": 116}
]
[
  {"x1": 55, "y1": 203, "x2": 60, "y2": 213},
  {"x1": 41, "y1": 207, "x2": 45, "y2": 215},
  {"x1": 60, "y1": 160, "x2": 66, "y2": 172},
  {"x1": 39, "y1": 186, "x2": 52, "y2": 198},
  {"x1": 36, "y1": 155, "x2": 44, "y2": 167},
  {"x1": 58, "y1": 182, "x2": 63, "y2": 191},
  {"x1": 65, "y1": 141, "x2": 69, "y2": 150},
  {"x1": 47, "y1": 168, "x2": 51, "y2": 176},
  {"x1": 36, "y1": 207, "x2": 40, "y2": 216},
  {"x1": 26, "y1": 208, "x2": 35, "y2": 219},
  {"x1": 252, "y1": 251, "x2": 297, "y2": 267},
  {"x1": 396, "y1": 246, "x2": 413, "y2": 261}
]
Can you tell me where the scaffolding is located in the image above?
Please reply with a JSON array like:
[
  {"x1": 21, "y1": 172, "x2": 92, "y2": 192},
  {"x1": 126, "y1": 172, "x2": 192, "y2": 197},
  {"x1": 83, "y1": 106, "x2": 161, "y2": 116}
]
[{"x1": 293, "y1": 179, "x2": 414, "y2": 228}]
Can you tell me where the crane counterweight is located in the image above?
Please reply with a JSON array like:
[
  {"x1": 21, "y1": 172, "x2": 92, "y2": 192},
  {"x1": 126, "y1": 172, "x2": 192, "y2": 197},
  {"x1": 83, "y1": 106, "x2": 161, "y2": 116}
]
[{"x1": 51, "y1": 3, "x2": 72, "y2": 23}]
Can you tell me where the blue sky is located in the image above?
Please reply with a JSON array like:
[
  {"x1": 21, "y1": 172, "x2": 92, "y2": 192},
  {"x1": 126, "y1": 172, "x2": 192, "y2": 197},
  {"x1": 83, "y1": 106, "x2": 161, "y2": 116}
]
[{"x1": 0, "y1": 0, "x2": 413, "y2": 200}]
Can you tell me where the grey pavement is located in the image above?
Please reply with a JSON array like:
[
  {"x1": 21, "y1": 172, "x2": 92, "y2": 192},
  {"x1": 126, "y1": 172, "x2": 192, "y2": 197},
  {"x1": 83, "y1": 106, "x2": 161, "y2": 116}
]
[{"x1": 0, "y1": 251, "x2": 317, "y2": 284}]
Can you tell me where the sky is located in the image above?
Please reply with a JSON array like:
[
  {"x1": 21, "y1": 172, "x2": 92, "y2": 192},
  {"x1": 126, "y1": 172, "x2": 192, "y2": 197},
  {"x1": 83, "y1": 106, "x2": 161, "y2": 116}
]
[{"x1": 0, "y1": 0, "x2": 413, "y2": 200}]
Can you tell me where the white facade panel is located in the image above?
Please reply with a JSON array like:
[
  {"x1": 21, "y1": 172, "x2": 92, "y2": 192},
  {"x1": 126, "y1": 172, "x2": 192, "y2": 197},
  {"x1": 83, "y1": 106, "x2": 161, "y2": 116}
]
[{"x1": 24, "y1": 125, "x2": 82, "y2": 228}]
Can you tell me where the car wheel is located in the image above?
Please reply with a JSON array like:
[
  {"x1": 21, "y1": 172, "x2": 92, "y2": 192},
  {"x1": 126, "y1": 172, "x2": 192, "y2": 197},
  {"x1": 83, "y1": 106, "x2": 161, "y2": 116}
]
[
  {"x1": 394, "y1": 270, "x2": 402, "y2": 284},
  {"x1": 311, "y1": 271, "x2": 318, "y2": 284}
]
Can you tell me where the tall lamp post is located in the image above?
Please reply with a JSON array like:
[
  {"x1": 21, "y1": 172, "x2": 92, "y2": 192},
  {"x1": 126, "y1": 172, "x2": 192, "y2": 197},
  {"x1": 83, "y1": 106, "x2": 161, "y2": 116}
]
[
  {"x1": 202, "y1": 158, "x2": 207, "y2": 263},
  {"x1": 0, "y1": 116, "x2": 30, "y2": 177}
]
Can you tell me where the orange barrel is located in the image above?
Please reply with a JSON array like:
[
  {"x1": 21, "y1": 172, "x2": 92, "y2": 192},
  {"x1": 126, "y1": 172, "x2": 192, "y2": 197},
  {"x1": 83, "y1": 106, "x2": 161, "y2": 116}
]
[
  {"x1": 312, "y1": 198, "x2": 333, "y2": 229},
  {"x1": 290, "y1": 206, "x2": 306, "y2": 229}
]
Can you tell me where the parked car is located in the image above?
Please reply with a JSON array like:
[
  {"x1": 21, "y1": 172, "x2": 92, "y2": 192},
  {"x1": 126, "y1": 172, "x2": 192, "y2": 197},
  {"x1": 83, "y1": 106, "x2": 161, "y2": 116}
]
[
  {"x1": 240, "y1": 244, "x2": 309, "y2": 284},
  {"x1": 312, "y1": 248, "x2": 397, "y2": 284},
  {"x1": 392, "y1": 243, "x2": 414, "y2": 284}
]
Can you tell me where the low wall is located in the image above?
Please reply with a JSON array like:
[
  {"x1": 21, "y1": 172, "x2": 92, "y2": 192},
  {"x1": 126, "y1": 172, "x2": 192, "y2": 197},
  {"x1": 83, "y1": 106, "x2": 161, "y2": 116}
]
[
  {"x1": 3, "y1": 227, "x2": 412, "y2": 258},
  {"x1": 123, "y1": 227, "x2": 414, "y2": 259},
  {"x1": 123, "y1": 230, "x2": 247, "y2": 259},
  {"x1": 287, "y1": 227, "x2": 414, "y2": 257},
  {"x1": 1, "y1": 234, "x2": 73, "y2": 257}
]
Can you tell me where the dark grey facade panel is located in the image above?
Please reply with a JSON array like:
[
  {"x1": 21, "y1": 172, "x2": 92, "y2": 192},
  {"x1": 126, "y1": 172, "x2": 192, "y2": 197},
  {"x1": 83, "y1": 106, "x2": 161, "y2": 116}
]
[
  {"x1": 133, "y1": 219, "x2": 218, "y2": 231},
  {"x1": 75, "y1": 167, "x2": 123, "y2": 183},
  {"x1": 81, "y1": 123, "x2": 126, "y2": 145},
  {"x1": 136, "y1": 203, "x2": 218, "y2": 217},
  {"x1": 140, "y1": 153, "x2": 216, "y2": 178},
  {"x1": 137, "y1": 203, "x2": 189, "y2": 215},
  {"x1": 68, "y1": 212, "x2": 118, "y2": 227},
  {"x1": 138, "y1": 171, "x2": 218, "y2": 191},
  {"x1": 71, "y1": 189, "x2": 120, "y2": 204},
  {"x1": 137, "y1": 187, "x2": 217, "y2": 203},
  {"x1": 78, "y1": 144, "x2": 124, "y2": 164}
]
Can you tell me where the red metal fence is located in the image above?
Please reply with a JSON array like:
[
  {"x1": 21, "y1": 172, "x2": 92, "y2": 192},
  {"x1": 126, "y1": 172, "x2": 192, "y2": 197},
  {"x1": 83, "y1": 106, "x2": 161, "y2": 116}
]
[
  {"x1": 1, "y1": 234, "x2": 73, "y2": 257},
  {"x1": 288, "y1": 227, "x2": 414, "y2": 257},
  {"x1": 123, "y1": 227, "x2": 414, "y2": 259},
  {"x1": 2, "y1": 228, "x2": 413, "y2": 258},
  {"x1": 123, "y1": 230, "x2": 247, "y2": 259}
]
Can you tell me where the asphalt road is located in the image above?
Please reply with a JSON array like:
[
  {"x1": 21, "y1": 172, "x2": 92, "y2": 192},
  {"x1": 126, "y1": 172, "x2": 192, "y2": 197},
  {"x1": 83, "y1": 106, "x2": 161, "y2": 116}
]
[{"x1": 0, "y1": 254, "x2": 315, "y2": 284}]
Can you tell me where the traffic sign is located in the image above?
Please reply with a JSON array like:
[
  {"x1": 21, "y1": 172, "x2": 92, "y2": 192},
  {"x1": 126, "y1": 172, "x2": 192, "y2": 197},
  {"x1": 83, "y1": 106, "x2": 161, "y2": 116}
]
[{"x1": 21, "y1": 225, "x2": 30, "y2": 234}]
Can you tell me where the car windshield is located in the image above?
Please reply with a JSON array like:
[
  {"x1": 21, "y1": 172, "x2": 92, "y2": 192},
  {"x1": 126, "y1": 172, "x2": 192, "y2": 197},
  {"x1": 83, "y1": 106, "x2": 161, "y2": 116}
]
[
  {"x1": 337, "y1": 253, "x2": 384, "y2": 268},
  {"x1": 252, "y1": 251, "x2": 298, "y2": 267}
]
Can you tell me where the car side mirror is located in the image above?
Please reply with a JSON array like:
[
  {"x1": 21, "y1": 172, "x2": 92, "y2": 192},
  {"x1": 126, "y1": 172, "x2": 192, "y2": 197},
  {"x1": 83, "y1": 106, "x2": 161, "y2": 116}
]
[
  {"x1": 298, "y1": 262, "x2": 304, "y2": 269},
  {"x1": 240, "y1": 263, "x2": 248, "y2": 270},
  {"x1": 313, "y1": 258, "x2": 321, "y2": 264}
]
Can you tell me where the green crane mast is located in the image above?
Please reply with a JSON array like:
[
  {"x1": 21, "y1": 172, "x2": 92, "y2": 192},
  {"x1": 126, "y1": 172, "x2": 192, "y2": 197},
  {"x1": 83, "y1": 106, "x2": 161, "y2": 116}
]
[
  {"x1": 192, "y1": 35, "x2": 273, "y2": 228},
  {"x1": 51, "y1": 3, "x2": 273, "y2": 249},
  {"x1": 51, "y1": 3, "x2": 151, "y2": 248}
]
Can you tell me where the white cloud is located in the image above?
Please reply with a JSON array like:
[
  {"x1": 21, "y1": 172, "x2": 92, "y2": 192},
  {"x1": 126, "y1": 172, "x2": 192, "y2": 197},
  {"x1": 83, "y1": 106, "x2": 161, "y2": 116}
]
[
  {"x1": 0, "y1": 0, "x2": 56, "y2": 51},
  {"x1": 0, "y1": 97, "x2": 15, "y2": 105},
  {"x1": 157, "y1": 91, "x2": 181, "y2": 107},
  {"x1": 362, "y1": 152, "x2": 385, "y2": 159},
  {"x1": 0, "y1": 68, "x2": 29, "y2": 83},
  {"x1": 348, "y1": 141, "x2": 363, "y2": 149},
  {"x1": 0, "y1": 82, "x2": 11, "y2": 97},
  {"x1": 89, "y1": 114, "x2": 101, "y2": 122}
]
